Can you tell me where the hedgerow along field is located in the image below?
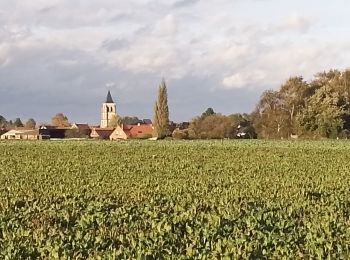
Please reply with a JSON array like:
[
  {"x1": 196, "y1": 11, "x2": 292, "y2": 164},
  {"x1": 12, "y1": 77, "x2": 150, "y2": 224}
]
[{"x1": 1, "y1": 140, "x2": 350, "y2": 259}]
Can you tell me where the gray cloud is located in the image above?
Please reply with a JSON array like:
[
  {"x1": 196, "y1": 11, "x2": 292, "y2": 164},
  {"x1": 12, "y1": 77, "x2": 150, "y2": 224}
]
[{"x1": 0, "y1": 0, "x2": 350, "y2": 123}]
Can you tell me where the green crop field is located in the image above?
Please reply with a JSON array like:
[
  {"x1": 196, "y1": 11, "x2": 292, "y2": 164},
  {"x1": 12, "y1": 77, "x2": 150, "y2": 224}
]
[{"x1": 1, "y1": 140, "x2": 350, "y2": 259}]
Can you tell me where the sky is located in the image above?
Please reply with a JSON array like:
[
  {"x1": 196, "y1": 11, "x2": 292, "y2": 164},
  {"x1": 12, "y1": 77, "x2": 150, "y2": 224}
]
[{"x1": 0, "y1": 0, "x2": 350, "y2": 124}]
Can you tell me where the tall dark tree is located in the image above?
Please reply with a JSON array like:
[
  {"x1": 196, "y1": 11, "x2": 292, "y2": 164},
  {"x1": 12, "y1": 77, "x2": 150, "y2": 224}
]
[
  {"x1": 0, "y1": 115, "x2": 6, "y2": 127},
  {"x1": 25, "y1": 118, "x2": 36, "y2": 129},
  {"x1": 201, "y1": 108, "x2": 215, "y2": 118},
  {"x1": 14, "y1": 118, "x2": 24, "y2": 128},
  {"x1": 153, "y1": 79, "x2": 170, "y2": 139},
  {"x1": 0, "y1": 115, "x2": 7, "y2": 134}
]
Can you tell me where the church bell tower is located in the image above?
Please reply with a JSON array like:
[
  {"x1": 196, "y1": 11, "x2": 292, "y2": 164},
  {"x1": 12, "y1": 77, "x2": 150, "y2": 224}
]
[{"x1": 101, "y1": 91, "x2": 117, "y2": 128}]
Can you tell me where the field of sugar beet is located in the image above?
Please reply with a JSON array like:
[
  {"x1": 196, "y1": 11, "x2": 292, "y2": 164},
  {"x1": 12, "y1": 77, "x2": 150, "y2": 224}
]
[{"x1": 1, "y1": 140, "x2": 350, "y2": 258}]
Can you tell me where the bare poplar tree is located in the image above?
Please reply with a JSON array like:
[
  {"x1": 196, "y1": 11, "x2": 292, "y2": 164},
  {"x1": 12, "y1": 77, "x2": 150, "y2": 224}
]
[{"x1": 153, "y1": 79, "x2": 170, "y2": 139}]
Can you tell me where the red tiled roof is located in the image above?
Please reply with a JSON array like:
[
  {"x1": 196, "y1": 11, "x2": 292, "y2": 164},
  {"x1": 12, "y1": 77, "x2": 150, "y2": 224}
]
[
  {"x1": 123, "y1": 125, "x2": 133, "y2": 131},
  {"x1": 123, "y1": 124, "x2": 153, "y2": 138}
]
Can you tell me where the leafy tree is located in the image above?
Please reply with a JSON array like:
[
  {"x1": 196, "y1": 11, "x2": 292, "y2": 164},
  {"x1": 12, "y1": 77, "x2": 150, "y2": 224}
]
[
  {"x1": 304, "y1": 69, "x2": 350, "y2": 136},
  {"x1": 298, "y1": 86, "x2": 344, "y2": 138},
  {"x1": 108, "y1": 114, "x2": 122, "y2": 127},
  {"x1": 279, "y1": 77, "x2": 308, "y2": 119},
  {"x1": 52, "y1": 113, "x2": 70, "y2": 127},
  {"x1": 253, "y1": 77, "x2": 310, "y2": 138},
  {"x1": 252, "y1": 90, "x2": 286, "y2": 139},
  {"x1": 25, "y1": 118, "x2": 36, "y2": 129},
  {"x1": 189, "y1": 113, "x2": 235, "y2": 139},
  {"x1": 251, "y1": 69, "x2": 350, "y2": 139},
  {"x1": 153, "y1": 79, "x2": 170, "y2": 139},
  {"x1": 14, "y1": 118, "x2": 24, "y2": 128}
]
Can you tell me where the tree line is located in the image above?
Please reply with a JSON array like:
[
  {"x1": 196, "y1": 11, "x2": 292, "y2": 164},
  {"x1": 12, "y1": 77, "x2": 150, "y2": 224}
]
[
  {"x1": 2, "y1": 69, "x2": 350, "y2": 139},
  {"x1": 171, "y1": 68, "x2": 350, "y2": 139},
  {"x1": 0, "y1": 117, "x2": 36, "y2": 132},
  {"x1": 252, "y1": 69, "x2": 350, "y2": 139}
]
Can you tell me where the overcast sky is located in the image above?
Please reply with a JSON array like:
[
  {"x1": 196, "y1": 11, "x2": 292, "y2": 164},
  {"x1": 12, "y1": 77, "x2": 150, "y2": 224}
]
[{"x1": 1, "y1": 0, "x2": 350, "y2": 124}]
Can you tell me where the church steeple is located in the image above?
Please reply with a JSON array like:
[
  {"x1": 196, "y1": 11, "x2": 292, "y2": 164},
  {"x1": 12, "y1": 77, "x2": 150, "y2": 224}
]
[
  {"x1": 106, "y1": 90, "x2": 114, "y2": 103},
  {"x1": 101, "y1": 90, "x2": 117, "y2": 128}
]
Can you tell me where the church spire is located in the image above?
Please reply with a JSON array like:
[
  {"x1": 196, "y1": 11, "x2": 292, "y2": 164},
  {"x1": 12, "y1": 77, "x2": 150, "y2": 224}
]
[
  {"x1": 105, "y1": 90, "x2": 114, "y2": 103},
  {"x1": 101, "y1": 90, "x2": 117, "y2": 128}
]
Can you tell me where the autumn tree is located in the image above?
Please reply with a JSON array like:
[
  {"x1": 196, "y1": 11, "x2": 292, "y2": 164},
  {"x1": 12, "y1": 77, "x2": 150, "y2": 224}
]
[
  {"x1": 108, "y1": 114, "x2": 122, "y2": 127},
  {"x1": 252, "y1": 69, "x2": 350, "y2": 139},
  {"x1": 153, "y1": 79, "x2": 170, "y2": 139},
  {"x1": 52, "y1": 113, "x2": 70, "y2": 127},
  {"x1": 189, "y1": 113, "x2": 236, "y2": 139},
  {"x1": 25, "y1": 118, "x2": 36, "y2": 129}
]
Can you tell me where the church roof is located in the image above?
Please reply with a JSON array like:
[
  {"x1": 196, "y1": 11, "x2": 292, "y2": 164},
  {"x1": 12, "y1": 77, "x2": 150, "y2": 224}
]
[{"x1": 105, "y1": 91, "x2": 114, "y2": 103}]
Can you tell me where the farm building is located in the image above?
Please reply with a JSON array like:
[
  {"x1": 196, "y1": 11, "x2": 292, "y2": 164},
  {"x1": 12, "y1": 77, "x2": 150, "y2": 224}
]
[
  {"x1": 0, "y1": 129, "x2": 50, "y2": 140},
  {"x1": 39, "y1": 125, "x2": 69, "y2": 139}
]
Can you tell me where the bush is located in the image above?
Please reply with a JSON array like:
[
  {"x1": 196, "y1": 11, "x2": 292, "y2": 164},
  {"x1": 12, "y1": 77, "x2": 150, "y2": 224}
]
[
  {"x1": 172, "y1": 129, "x2": 189, "y2": 140},
  {"x1": 65, "y1": 129, "x2": 89, "y2": 139},
  {"x1": 135, "y1": 134, "x2": 153, "y2": 140}
]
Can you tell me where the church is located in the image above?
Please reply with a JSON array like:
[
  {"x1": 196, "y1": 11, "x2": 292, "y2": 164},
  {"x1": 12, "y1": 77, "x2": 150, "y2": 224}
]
[
  {"x1": 90, "y1": 91, "x2": 154, "y2": 140},
  {"x1": 100, "y1": 90, "x2": 117, "y2": 128}
]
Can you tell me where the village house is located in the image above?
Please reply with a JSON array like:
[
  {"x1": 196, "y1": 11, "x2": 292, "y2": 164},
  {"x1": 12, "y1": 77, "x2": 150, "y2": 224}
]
[
  {"x1": 110, "y1": 123, "x2": 154, "y2": 140},
  {"x1": 90, "y1": 128, "x2": 115, "y2": 139}
]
